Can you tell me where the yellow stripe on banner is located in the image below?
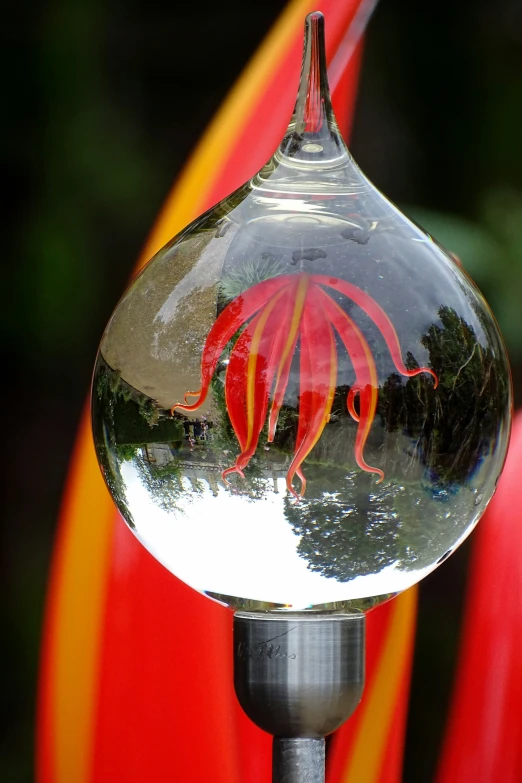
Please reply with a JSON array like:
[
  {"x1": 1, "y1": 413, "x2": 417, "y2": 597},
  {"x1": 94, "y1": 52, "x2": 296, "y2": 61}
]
[
  {"x1": 51, "y1": 413, "x2": 115, "y2": 783},
  {"x1": 137, "y1": 0, "x2": 316, "y2": 269},
  {"x1": 341, "y1": 589, "x2": 418, "y2": 783}
]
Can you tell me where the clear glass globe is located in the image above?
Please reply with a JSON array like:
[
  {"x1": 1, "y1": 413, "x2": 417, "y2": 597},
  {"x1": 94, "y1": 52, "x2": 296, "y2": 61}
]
[{"x1": 92, "y1": 13, "x2": 511, "y2": 611}]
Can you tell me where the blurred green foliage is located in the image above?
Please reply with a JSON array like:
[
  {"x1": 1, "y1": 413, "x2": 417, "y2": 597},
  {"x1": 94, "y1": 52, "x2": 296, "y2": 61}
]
[
  {"x1": 3, "y1": 0, "x2": 522, "y2": 781},
  {"x1": 408, "y1": 188, "x2": 522, "y2": 360}
]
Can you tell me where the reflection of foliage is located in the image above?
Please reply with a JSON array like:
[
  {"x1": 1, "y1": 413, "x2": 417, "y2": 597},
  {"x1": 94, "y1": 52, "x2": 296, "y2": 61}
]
[
  {"x1": 209, "y1": 369, "x2": 237, "y2": 451},
  {"x1": 115, "y1": 443, "x2": 138, "y2": 462},
  {"x1": 379, "y1": 306, "x2": 509, "y2": 484},
  {"x1": 96, "y1": 355, "x2": 184, "y2": 444},
  {"x1": 93, "y1": 357, "x2": 187, "y2": 526},
  {"x1": 221, "y1": 473, "x2": 277, "y2": 502},
  {"x1": 134, "y1": 452, "x2": 186, "y2": 516},
  {"x1": 284, "y1": 463, "x2": 476, "y2": 580},
  {"x1": 96, "y1": 357, "x2": 163, "y2": 429},
  {"x1": 113, "y1": 397, "x2": 183, "y2": 445},
  {"x1": 94, "y1": 355, "x2": 225, "y2": 517},
  {"x1": 285, "y1": 468, "x2": 400, "y2": 580},
  {"x1": 96, "y1": 359, "x2": 130, "y2": 402},
  {"x1": 391, "y1": 481, "x2": 473, "y2": 572},
  {"x1": 210, "y1": 361, "x2": 296, "y2": 501},
  {"x1": 138, "y1": 398, "x2": 160, "y2": 427},
  {"x1": 219, "y1": 253, "x2": 284, "y2": 300},
  {"x1": 96, "y1": 437, "x2": 135, "y2": 528},
  {"x1": 280, "y1": 306, "x2": 508, "y2": 581},
  {"x1": 92, "y1": 362, "x2": 135, "y2": 528}
]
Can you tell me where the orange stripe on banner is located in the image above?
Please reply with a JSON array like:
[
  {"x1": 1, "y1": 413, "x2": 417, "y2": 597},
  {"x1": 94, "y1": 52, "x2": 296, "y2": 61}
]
[
  {"x1": 340, "y1": 589, "x2": 418, "y2": 783},
  {"x1": 378, "y1": 600, "x2": 417, "y2": 783},
  {"x1": 37, "y1": 410, "x2": 115, "y2": 783}
]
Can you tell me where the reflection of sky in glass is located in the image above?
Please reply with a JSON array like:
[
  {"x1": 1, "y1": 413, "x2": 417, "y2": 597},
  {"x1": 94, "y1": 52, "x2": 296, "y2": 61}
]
[{"x1": 121, "y1": 462, "x2": 435, "y2": 607}]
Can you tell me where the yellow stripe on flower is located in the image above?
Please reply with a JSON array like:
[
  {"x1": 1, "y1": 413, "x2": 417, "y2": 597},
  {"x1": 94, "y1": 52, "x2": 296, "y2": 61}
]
[
  {"x1": 246, "y1": 290, "x2": 285, "y2": 446},
  {"x1": 303, "y1": 323, "x2": 338, "y2": 459},
  {"x1": 347, "y1": 315, "x2": 378, "y2": 444},
  {"x1": 273, "y1": 275, "x2": 310, "y2": 391}
]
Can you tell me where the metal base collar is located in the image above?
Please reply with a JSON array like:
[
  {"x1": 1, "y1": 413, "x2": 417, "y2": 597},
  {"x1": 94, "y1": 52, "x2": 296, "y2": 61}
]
[{"x1": 234, "y1": 611, "x2": 365, "y2": 738}]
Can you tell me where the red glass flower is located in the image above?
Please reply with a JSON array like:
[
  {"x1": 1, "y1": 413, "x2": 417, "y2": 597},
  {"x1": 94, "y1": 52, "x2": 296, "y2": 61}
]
[{"x1": 172, "y1": 273, "x2": 438, "y2": 498}]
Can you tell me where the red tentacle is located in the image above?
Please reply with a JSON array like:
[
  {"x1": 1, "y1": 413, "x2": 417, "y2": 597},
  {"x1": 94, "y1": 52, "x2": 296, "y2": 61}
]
[
  {"x1": 174, "y1": 270, "x2": 437, "y2": 497},
  {"x1": 312, "y1": 274, "x2": 438, "y2": 388},
  {"x1": 347, "y1": 385, "x2": 360, "y2": 422},
  {"x1": 354, "y1": 385, "x2": 383, "y2": 482},
  {"x1": 224, "y1": 317, "x2": 256, "y2": 456},
  {"x1": 223, "y1": 288, "x2": 289, "y2": 482},
  {"x1": 267, "y1": 275, "x2": 309, "y2": 441},
  {"x1": 172, "y1": 274, "x2": 296, "y2": 414},
  {"x1": 319, "y1": 288, "x2": 384, "y2": 482},
  {"x1": 286, "y1": 287, "x2": 337, "y2": 499}
]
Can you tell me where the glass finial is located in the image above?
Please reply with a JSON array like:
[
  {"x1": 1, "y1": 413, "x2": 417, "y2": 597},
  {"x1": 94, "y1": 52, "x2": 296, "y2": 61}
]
[
  {"x1": 280, "y1": 12, "x2": 344, "y2": 164},
  {"x1": 92, "y1": 13, "x2": 511, "y2": 612}
]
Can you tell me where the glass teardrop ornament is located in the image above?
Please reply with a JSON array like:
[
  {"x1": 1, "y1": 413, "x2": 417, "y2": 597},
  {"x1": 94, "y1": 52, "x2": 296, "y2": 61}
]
[{"x1": 92, "y1": 12, "x2": 511, "y2": 611}]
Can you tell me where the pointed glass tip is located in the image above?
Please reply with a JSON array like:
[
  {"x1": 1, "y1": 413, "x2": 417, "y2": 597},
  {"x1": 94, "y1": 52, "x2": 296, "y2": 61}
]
[
  {"x1": 278, "y1": 11, "x2": 347, "y2": 165},
  {"x1": 299, "y1": 12, "x2": 331, "y2": 135}
]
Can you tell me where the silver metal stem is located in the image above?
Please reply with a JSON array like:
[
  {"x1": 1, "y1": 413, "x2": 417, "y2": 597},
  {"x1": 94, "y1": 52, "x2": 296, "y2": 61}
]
[
  {"x1": 273, "y1": 738, "x2": 325, "y2": 783},
  {"x1": 233, "y1": 611, "x2": 365, "y2": 783}
]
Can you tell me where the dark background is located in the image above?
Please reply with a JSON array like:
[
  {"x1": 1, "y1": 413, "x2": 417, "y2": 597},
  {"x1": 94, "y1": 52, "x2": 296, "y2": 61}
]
[{"x1": 3, "y1": 1, "x2": 522, "y2": 780}]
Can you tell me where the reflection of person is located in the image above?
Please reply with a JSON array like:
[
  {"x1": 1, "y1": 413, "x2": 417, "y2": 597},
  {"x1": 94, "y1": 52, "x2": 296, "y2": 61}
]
[{"x1": 174, "y1": 411, "x2": 214, "y2": 447}]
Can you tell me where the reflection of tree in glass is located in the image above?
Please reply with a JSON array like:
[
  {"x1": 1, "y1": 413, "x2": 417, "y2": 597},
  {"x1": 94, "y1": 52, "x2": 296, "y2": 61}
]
[
  {"x1": 133, "y1": 451, "x2": 187, "y2": 516},
  {"x1": 282, "y1": 305, "x2": 509, "y2": 583},
  {"x1": 93, "y1": 357, "x2": 191, "y2": 524},
  {"x1": 115, "y1": 443, "x2": 139, "y2": 462},
  {"x1": 92, "y1": 363, "x2": 136, "y2": 528},
  {"x1": 210, "y1": 366, "x2": 295, "y2": 501},
  {"x1": 379, "y1": 306, "x2": 509, "y2": 485},
  {"x1": 284, "y1": 467, "x2": 400, "y2": 581},
  {"x1": 95, "y1": 357, "x2": 162, "y2": 427},
  {"x1": 392, "y1": 481, "x2": 477, "y2": 572},
  {"x1": 219, "y1": 253, "x2": 284, "y2": 301},
  {"x1": 284, "y1": 464, "x2": 480, "y2": 580}
]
